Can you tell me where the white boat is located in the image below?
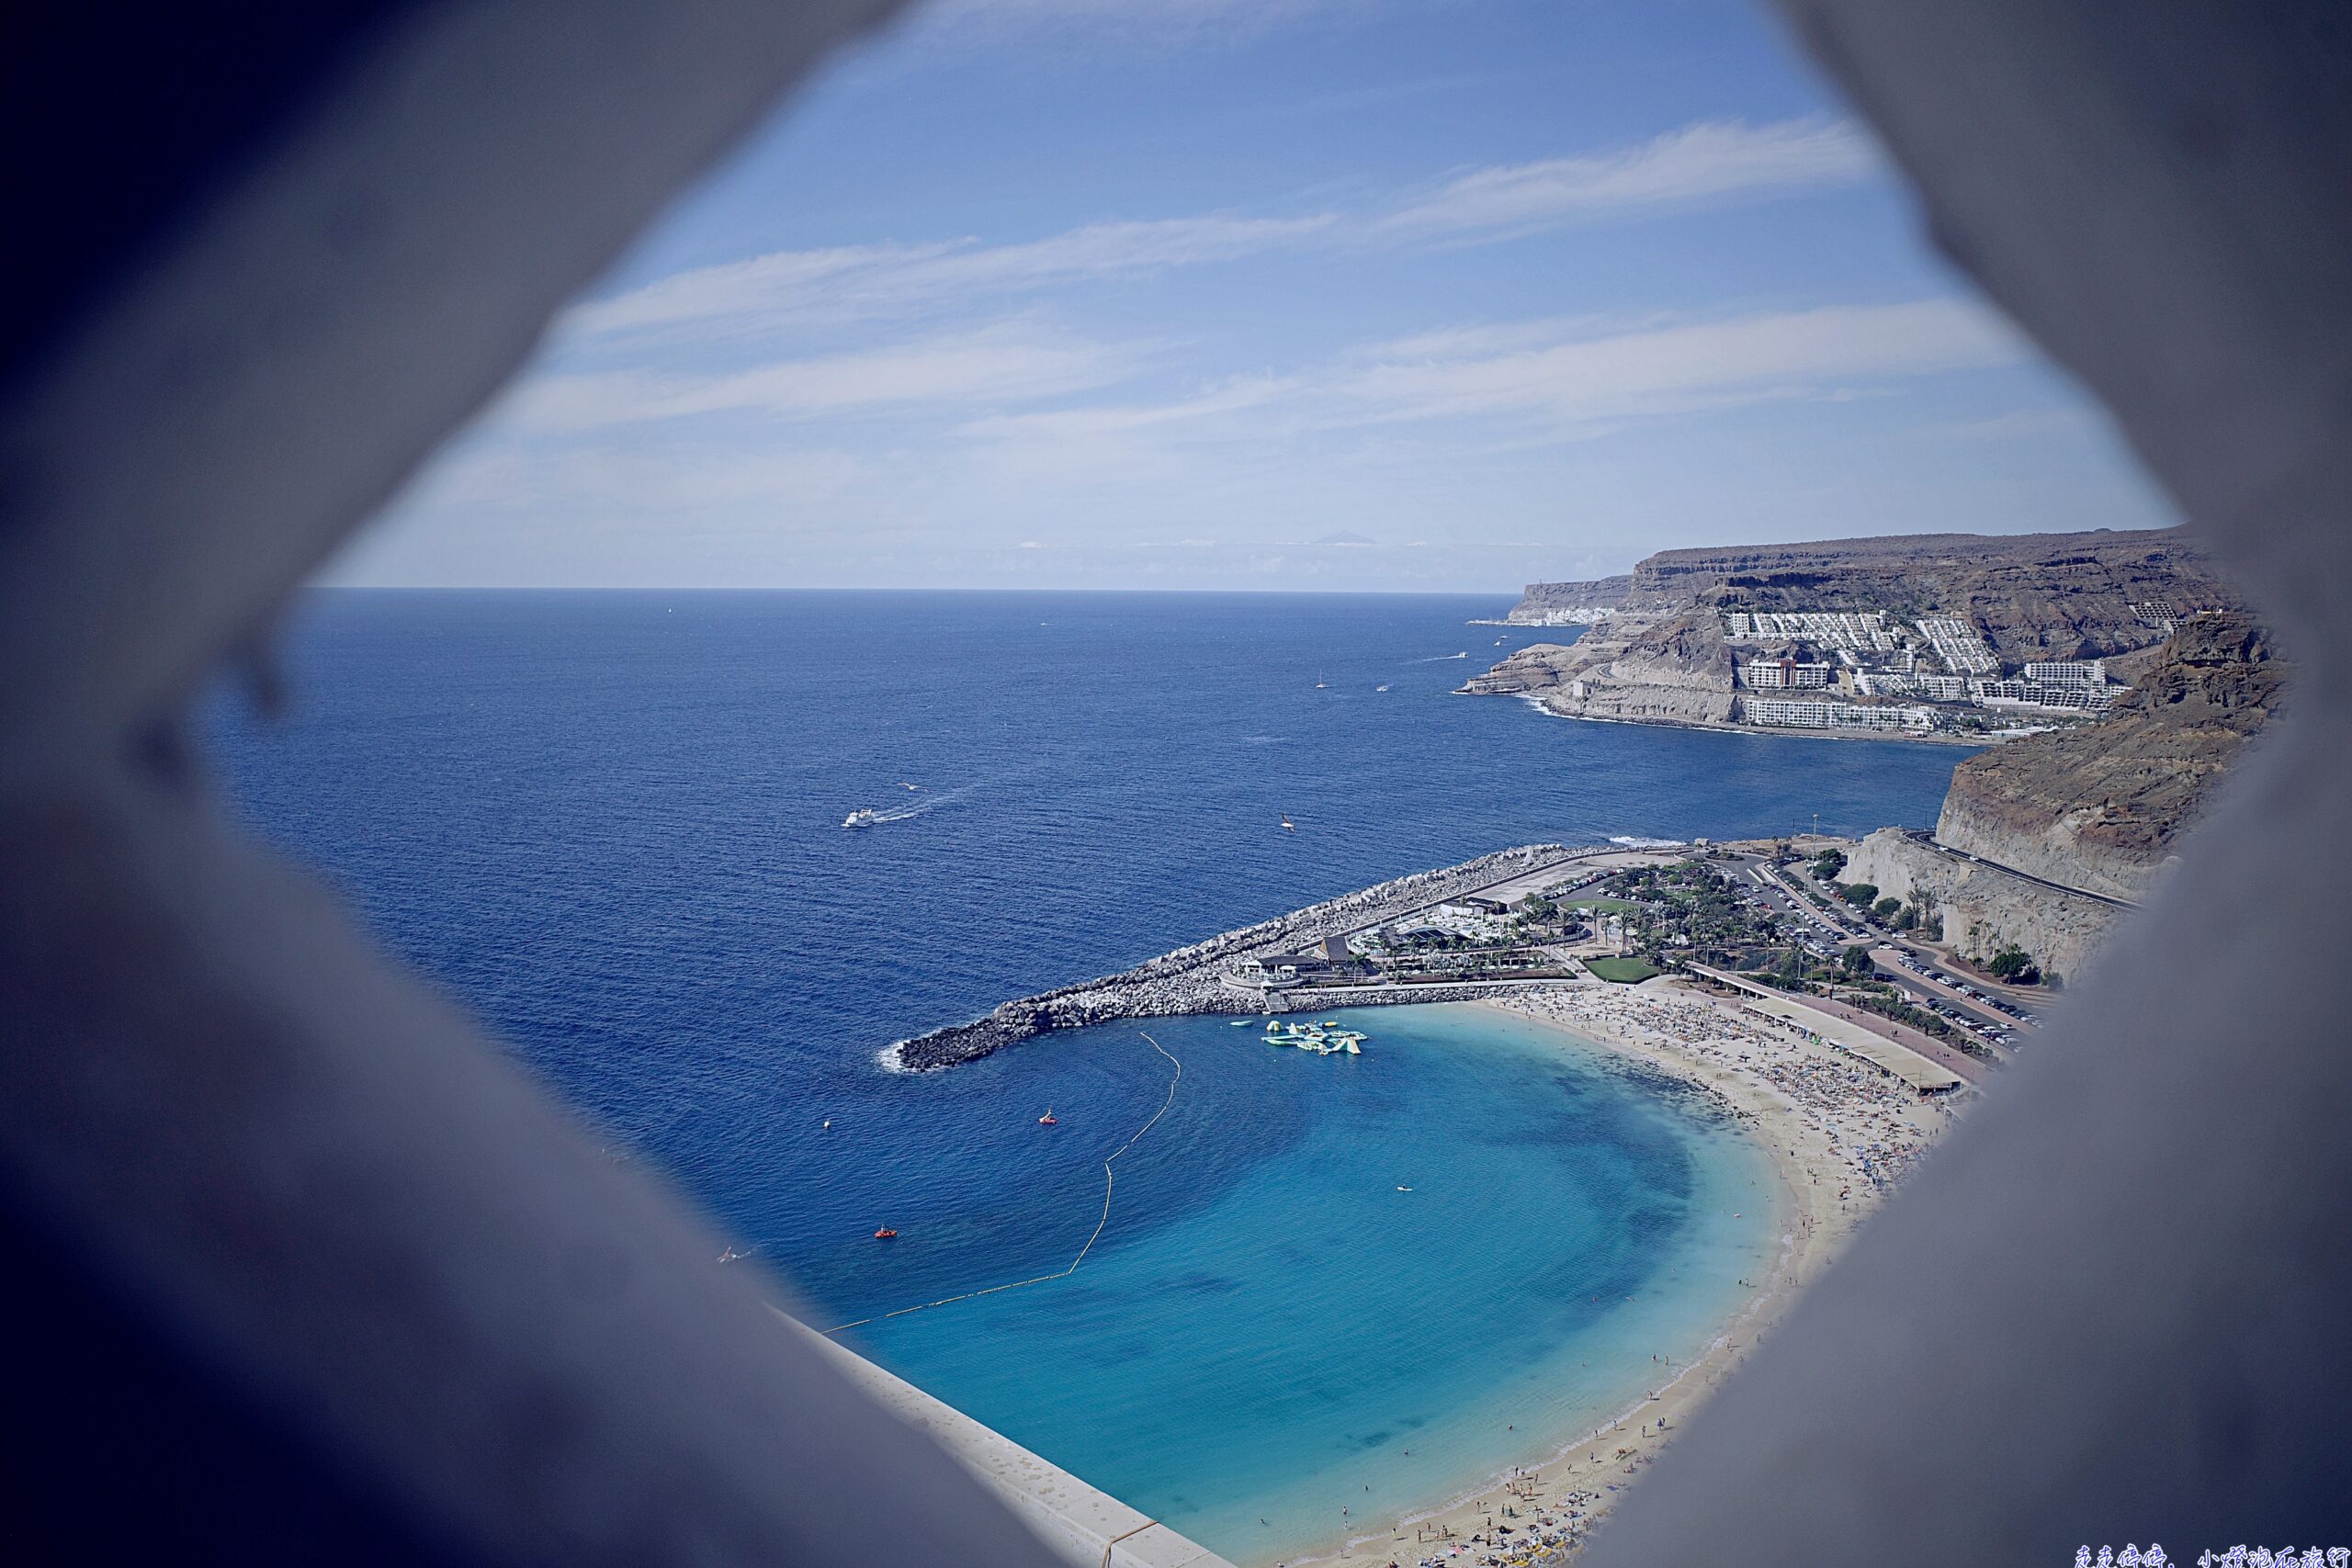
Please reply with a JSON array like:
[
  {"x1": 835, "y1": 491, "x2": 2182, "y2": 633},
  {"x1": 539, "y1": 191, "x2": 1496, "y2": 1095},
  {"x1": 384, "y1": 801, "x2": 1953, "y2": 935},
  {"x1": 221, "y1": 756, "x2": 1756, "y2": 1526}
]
[
  {"x1": 843, "y1": 808, "x2": 881, "y2": 829},
  {"x1": 1375, "y1": 683, "x2": 1390, "y2": 692}
]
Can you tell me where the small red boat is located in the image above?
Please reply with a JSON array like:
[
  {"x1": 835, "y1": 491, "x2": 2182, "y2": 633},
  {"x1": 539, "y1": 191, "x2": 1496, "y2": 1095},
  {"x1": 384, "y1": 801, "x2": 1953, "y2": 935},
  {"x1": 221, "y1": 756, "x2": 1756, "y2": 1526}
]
[
  {"x1": 873, "y1": 1227, "x2": 898, "y2": 1239},
  {"x1": 1038, "y1": 1110, "x2": 1058, "y2": 1125}
]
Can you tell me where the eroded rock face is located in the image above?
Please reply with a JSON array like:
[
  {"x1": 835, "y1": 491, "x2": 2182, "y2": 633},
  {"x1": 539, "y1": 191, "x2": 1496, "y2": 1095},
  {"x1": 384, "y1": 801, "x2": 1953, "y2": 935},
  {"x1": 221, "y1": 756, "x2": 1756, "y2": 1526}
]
[
  {"x1": 1463, "y1": 611, "x2": 1736, "y2": 728},
  {"x1": 1846, "y1": 828, "x2": 2123, "y2": 982},
  {"x1": 1934, "y1": 611, "x2": 2285, "y2": 899},
  {"x1": 1505, "y1": 525, "x2": 2237, "y2": 664},
  {"x1": 1504, "y1": 575, "x2": 1634, "y2": 625}
]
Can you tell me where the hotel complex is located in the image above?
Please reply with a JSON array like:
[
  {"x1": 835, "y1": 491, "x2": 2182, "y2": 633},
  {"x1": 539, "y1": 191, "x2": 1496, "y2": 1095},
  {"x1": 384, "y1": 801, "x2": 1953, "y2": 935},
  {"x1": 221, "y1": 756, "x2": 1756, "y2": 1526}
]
[{"x1": 1727, "y1": 609, "x2": 2123, "y2": 734}]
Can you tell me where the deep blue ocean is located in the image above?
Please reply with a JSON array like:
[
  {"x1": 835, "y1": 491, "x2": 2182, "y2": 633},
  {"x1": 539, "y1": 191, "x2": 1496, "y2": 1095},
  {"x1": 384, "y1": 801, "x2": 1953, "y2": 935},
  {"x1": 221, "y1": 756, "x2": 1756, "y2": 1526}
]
[{"x1": 208, "y1": 591, "x2": 1964, "y2": 1563}]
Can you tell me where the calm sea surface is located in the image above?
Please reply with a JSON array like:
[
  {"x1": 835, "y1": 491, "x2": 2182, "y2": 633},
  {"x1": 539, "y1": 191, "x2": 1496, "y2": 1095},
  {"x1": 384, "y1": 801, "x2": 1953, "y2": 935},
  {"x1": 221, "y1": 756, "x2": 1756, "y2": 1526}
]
[{"x1": 208, "y1": 591, "x2": 1964, "y2": 1563}]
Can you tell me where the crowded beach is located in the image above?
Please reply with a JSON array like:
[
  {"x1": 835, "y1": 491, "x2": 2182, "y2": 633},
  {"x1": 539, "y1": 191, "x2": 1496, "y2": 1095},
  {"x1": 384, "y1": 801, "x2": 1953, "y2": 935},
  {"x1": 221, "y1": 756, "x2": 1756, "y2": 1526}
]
[{"x1": 1295, "y1": 978, "x2": 1957, "y2": 1568}]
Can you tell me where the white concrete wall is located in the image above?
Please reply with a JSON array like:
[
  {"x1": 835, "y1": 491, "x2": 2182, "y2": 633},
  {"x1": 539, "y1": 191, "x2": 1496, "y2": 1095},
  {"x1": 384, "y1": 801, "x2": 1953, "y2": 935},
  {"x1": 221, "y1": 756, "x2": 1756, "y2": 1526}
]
[{"x1": 796, "y1": 1324, "x2": 1238, "y2": 1568}]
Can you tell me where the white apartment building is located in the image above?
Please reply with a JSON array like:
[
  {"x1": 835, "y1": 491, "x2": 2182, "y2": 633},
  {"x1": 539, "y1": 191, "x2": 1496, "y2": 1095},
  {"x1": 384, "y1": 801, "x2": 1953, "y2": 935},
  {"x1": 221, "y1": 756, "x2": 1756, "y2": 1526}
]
[
  {"x1": 1722, "y1": 610, "x2": 1902, "y2": 651},
  {"x1": 1973, "y1": 676, "x2": 2118, "y2": 711},
  {"x1": 1741, "y1": 656, "x2": 1835, "y2": 689},
  {"x1": 2023, "y1": 660, "x2": 2107, "y2": 685},
  {"x1": 1916, "y1": 615, "x2": 2001, "y2": 675},
  {"x1": 1742, "y1": 696, "x2": 1935, "y2": 733}
]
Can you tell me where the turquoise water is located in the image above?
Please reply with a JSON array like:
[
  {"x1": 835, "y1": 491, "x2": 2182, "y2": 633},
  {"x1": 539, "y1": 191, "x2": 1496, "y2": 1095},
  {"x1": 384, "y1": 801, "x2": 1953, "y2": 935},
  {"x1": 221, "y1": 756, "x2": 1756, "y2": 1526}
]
[
  {"x1": 847, "y1": 1005, "x2": 1781, "y2": 1564},
  {"x1": 205, "y1": 593, "x2": 1939, "y2": 1565}
]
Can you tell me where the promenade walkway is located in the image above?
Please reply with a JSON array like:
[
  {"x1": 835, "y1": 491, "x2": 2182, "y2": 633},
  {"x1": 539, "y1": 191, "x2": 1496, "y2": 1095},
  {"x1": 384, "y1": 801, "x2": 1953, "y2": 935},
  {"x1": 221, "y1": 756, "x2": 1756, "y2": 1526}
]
[
  {"x1": 1682, "y1": 964, "x2": 1971, "y2": 1092},
  {"x1": 795, "y1": 1323, "x2": 1237, "y2": 1568}
]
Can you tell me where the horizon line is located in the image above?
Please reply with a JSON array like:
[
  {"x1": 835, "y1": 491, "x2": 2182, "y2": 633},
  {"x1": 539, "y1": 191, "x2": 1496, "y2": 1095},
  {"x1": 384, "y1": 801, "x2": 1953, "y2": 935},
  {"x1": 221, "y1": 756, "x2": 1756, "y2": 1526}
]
[{"x1": 307, "y1": 583, "x2": 1534, "y2": 596}]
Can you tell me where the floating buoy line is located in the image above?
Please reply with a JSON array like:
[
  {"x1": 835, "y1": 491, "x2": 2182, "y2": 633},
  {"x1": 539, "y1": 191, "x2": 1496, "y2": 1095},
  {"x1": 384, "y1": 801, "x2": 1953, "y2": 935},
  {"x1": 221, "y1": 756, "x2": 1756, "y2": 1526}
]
[{"x1": 820, "y1": 1030, "x2": 1183, "y2": 1336}]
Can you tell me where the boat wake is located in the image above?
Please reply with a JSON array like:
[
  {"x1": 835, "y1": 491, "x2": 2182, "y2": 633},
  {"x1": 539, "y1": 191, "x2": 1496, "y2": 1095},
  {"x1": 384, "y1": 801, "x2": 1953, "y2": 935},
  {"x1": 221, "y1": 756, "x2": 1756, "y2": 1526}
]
[{"x1": 845, "y1": 779, "x2": 985, "y2": 828}]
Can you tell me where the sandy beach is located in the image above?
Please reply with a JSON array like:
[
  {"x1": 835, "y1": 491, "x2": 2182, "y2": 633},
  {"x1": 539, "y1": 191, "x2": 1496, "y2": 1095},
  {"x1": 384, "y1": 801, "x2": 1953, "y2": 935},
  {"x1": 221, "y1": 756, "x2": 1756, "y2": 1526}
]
[{"x1": 1283, "y1": 979, "x2": 1960, "y2": 1568}]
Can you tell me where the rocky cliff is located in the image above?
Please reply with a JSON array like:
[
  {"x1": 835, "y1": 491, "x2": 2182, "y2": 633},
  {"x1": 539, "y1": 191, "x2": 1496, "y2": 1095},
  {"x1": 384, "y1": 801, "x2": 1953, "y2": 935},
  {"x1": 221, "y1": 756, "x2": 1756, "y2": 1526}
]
[
  {"x1": 1462, "y1": 610, "x2": 1735, "y2": 728},
  {"x1": 1845, "y1": 829, "x2": 2124, "y2": 983},
  {"x1": 1501, "y1": 575, "x2": 1634, "y2": 625},
  {"x1": 1934, "y1": 611, "x2": 2286, "y2": 899},
  {"x1": 1508, "y1": 526, "x2": 2234, "y2": 663}
]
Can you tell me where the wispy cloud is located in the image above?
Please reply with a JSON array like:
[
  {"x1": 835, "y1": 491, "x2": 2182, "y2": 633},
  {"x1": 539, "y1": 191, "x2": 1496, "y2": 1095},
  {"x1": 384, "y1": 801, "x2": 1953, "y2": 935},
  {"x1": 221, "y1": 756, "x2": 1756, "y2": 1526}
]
[
  {"x1": 570, "y1": 216, "x2": 1335, "y2": 339},
  {"x1": 961, "y1": 299, "x2": 2025, "y2": 447},
  {"x1": 506, "y1": 318, "x2": 1139, "y2": 431},
  {"x1": 412, "y1": 446, "x2": 868, "y2": 513},
  {"x1": 566, "y1": 118, "x2": 1877, "y2": 344},
  {"x1": 956, "y1": 372, "x2": 1300, "y2": 442},
  {"x1": 1375, "y1": 118, "x2": 1880, "y2": 241},
  {"x1": 1329, "y1": 299, "x2": 2020, "y2": 428}
]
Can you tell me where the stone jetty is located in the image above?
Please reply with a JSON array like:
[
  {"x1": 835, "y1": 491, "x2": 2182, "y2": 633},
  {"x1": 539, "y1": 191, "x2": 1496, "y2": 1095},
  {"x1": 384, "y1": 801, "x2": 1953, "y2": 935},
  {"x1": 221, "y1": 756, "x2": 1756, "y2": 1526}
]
[{"x1": 888, "y1": 843, "x2": 1589, "y2": 1071}]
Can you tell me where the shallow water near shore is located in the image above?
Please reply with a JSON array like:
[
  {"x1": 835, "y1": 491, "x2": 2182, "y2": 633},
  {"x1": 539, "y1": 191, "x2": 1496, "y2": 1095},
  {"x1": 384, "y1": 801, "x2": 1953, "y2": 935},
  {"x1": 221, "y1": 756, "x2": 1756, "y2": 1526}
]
[
  {"x1": 207, "y1": 591, "x2": 1954, "y2": 1563},
  {"x1": 846, "y1": 1004, "x2": 1781, "y2": 1564}
]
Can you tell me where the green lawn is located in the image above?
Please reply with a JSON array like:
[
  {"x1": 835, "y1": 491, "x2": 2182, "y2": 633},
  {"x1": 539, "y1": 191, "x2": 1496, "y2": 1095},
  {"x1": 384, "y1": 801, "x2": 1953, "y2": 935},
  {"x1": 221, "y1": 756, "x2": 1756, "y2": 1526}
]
[
  {"x1": 1585, "y1": 956, "x2": 1664, "y2": 983},
  {"x1": 1566, "y1": 897, "x2": 1638, "y2": 914}
]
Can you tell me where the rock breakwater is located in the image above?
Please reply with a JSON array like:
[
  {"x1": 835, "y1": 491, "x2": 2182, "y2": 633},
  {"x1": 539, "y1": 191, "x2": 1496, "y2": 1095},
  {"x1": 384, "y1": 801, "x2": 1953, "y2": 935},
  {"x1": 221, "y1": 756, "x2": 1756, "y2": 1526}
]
[{"x1": 888, "y1": 844, "x2": 1585, "y2": 1071}]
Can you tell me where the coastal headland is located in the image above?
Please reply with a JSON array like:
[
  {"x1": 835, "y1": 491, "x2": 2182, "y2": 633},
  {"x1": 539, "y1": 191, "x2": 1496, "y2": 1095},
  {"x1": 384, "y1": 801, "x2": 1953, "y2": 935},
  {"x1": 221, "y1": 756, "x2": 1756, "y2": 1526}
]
[{"x1": 1464, "y1": 525, "x2": 2252, "y2": 750}]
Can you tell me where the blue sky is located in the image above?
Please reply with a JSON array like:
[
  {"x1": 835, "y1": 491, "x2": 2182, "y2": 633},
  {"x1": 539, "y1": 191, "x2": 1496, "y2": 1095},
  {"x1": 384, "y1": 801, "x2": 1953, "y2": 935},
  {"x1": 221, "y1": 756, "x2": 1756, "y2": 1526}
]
[{"x1": 338, "y1": 0, "x2": 2177, "y2": 592}]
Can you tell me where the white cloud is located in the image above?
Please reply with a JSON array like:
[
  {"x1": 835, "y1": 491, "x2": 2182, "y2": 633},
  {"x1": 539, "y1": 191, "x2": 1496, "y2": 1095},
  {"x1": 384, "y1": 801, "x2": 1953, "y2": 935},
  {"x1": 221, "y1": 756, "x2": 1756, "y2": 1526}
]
[
  {"x1": 564, "y1": 118, "x2": 1876, "y2": 344},
  {"x1": 504, "y1": 319, "x2": 1139, "y2": 431},
  {"x1": 960, "y1": 299, "x2": 2027, "y2": 451},
  {"x1": 1329, "y1": 299, "x2": 2024, "y2": 428},
  {"x1": 565, "y1": 241, "x2": 963, "y2": 337},
  {"x1": 411, "y1": 446, "x2": 868, "y2": 512},
  {"x1": 956, "y1": 372, "x2": 1300, "y2": 442},
  {"x1": 1375, "y1": 118, "x2": 1880, "y2": 240},
  {"x1": 567, "y1": 216, "x2": 1333, "y2": 341}
]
